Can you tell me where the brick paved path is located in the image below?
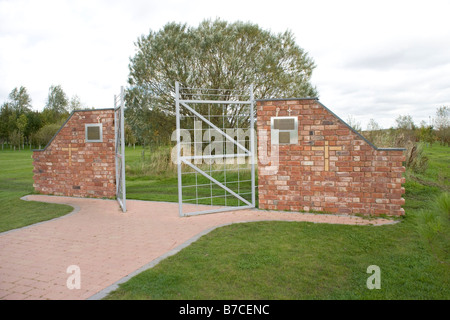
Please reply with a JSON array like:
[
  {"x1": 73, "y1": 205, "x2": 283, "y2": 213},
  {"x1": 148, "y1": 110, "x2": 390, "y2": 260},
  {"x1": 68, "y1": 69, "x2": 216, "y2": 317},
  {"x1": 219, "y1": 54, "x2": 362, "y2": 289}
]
[{"x1": 0, "y1": 195, "x2": 396, "y2": 300}]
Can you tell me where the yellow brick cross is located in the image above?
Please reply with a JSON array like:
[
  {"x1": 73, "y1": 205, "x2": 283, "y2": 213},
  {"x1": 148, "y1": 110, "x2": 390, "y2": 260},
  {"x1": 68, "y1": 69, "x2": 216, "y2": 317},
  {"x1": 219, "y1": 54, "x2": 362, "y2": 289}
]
[
  {"x1": 312, "y1": 141, "x2": 342, "y2": 171},
  {"x1": 61, "y1": 144, "x2": 79, "y2": 166}
]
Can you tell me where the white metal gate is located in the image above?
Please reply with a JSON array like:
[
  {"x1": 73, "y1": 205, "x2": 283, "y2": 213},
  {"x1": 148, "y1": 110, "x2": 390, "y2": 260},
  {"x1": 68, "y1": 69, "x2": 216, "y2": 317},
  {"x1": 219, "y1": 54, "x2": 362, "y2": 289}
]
[
  {"x1": 114, "y1": 87, "x2": 126, "y2": 212},
  {"x1": 175, "y1": 82, "x2": 256, "y2": 216}
]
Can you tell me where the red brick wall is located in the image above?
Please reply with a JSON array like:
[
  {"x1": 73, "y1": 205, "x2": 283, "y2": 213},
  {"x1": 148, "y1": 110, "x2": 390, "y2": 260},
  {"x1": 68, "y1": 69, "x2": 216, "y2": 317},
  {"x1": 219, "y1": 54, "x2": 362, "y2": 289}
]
[
  {"x1": 32, "y1": 109, "x2": 116, "y2": 198},
  {"x1": 257, "y1": 99, "x2": 406, "y2": 216}
]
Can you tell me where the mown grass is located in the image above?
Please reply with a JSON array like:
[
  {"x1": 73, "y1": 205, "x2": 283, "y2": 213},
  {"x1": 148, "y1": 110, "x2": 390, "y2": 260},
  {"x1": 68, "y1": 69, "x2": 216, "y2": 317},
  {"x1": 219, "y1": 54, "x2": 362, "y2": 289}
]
[
  {"x1": 0, "y1": 148, "x2": 73, "y2": 233},
  {"x1": 105, "y1": 218, "x2": 448, "y2": 300},
  {"x1": 105, "y1": 144, "x2": 450, "y2": 300}
]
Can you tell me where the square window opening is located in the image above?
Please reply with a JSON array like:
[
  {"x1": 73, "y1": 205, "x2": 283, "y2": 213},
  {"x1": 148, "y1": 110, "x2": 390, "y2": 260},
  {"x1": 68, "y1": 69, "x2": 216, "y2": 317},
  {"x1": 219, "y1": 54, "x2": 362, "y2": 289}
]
[{"x1": 85, "y1": 124, "x2": 103, "y2": 143}]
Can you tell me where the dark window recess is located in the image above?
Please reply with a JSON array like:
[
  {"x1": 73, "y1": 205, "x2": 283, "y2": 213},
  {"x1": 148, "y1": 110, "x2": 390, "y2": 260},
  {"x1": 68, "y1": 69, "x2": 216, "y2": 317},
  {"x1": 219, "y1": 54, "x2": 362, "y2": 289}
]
[
  {"x1": 279, "y1": 132, "x2": 291, "y2": 144},
  {"x1": 87, "y1": 126, "x2": 101, "y2": 141},
  {"x1": 73, "y1": 185, "x2": 81, "y2": 190},
  {"x1": 274, "y1": 118, "x2": 295, "y2": 130}
]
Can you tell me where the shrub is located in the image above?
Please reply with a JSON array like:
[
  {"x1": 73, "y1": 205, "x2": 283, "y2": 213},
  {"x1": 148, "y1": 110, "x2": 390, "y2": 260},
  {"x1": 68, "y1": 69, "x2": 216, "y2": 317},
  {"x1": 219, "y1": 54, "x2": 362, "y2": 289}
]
[
  {"x1": 8, "y1": 130, "x2": 21, "y2": 149},
  {"x1": 405, "y1": 141, "x2": 428, "y2": 174},
  {"x1": 34, "y1": 123, "x2": 61, "y2": 149}
]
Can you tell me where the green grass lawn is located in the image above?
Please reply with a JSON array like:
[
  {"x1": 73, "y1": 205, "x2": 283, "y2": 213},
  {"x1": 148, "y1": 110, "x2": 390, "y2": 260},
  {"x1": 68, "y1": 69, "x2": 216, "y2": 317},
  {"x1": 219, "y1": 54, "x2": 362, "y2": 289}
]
[
  {"x1": 104, "y1": 144, "x2": 450, "y2": 300},
  {"x1": 104, "y1": 220, "x2": 448, "y2": 300},
  {"x1": 0, "y1": 148, "x2": 73, "y2": 233}
]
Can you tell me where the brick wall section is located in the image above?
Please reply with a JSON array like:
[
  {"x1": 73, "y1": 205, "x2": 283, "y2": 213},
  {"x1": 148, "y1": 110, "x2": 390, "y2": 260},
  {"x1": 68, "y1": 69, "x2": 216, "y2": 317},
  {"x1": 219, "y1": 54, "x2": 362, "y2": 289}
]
[
  {"x1": 32, "y1": 109, "x2": 116, "y2": 198},
  {"x1": 257, "y1": 99, "x2": 406, "y2": 216}
]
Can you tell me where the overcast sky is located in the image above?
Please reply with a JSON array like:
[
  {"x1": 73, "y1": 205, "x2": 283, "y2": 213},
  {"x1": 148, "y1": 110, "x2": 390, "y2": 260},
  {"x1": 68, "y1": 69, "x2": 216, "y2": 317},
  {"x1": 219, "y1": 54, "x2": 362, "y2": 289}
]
[{"x1": 1, "y1": 0, "x2": 449, "y2": 128}]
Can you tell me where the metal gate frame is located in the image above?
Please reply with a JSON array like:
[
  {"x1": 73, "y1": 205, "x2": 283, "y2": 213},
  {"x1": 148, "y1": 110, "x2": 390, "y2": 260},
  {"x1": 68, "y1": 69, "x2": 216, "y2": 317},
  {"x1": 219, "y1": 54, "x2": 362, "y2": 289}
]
[
  {"x1": 114, "y1": 86, "x2": 126, "y2": 212},
  {"x1": 175, "y1": 81, "x2": 256, "y2": 217}
]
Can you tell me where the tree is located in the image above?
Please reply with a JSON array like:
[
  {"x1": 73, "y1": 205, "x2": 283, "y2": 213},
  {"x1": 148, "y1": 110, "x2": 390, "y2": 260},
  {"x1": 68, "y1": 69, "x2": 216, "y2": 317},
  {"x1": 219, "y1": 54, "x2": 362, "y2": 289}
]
[
  {"x1": 1, "y1": 87, "x2": 32, "y2": 146},
  {"x1": 418, "y1": 121, "x2": 435, "y2": 147},
  {"x1": 69, "y1": 95, "x2": 85, "y2": 112},
  {"x1": 44, "y1": 85, "x2": 69, "y2": 124},
  {"x1": 8, "y1": 86, "x2": 32, "y2": 114},
  {"x1": 124, "y1": 123, "x2": 137, "y2": 147},
  {"x1": 434, "y1": 106, "x2": 449, "y2": 146},
  {"x1": 365, "y1": 118, "x2": 382, "y2": 145},
  {"x1": 125, "y1": 106, "x2": 174, "y2": 146},
  {"x1": 367, "y1": 118, "x2": 381, "y2": 132},
  {"x1": 0, "y1": 103, "x2": 13, "y2": 143},
  {"x1": 346, "y1": 115, "x2": 362, "y2": 132},
  {"x1": 9, "y1": 130, "x2": 21, "y2": 150},
  {"x1": 395, "y1": 114, "x2": 415, "y2": 130},
  {"x1": 34, "y1": 123, "x2": 61, "y2": 149},
  {"x1": 25, "y1": 111, "x2": 42, "y2": 144},
  {"x1": 16, "y1": 114, "x2": 28, "y2": 150},
  {"x1": 127, "y1": 19, "x2": 318, "y2": 144},
  {"x1": 394, "y1": 114, "x2": 417, "y2": 145},
  {"x1": 7, "y1": 113, "x2": 17, "y2": 140}
]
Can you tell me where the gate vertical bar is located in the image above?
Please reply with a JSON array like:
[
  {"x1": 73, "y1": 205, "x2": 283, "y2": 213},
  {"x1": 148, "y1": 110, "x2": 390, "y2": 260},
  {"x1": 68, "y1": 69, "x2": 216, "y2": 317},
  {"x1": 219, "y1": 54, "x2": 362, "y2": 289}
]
[
  {"x1": 120, "y1": 86, "x2": 126, "y2": 212},
  {"x1": 114, "y1": 94, "x2": 118, "y2": 196},
  {"x1": 249, "y1": 84, "x2": 256, "y2": 207},
  {"x1": 175, "y1": 81, "x2": 183, "y2": 216},
  {"x1": 114, "y1": 87, "x2": 126, "y2": 213}
]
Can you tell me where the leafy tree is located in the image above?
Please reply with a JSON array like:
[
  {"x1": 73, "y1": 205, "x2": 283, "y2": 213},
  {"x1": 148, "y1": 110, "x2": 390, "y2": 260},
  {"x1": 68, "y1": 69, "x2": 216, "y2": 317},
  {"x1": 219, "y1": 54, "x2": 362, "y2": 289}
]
[
  {"x1": 365, "y1": 118, "x2": 382, "y2": 145},
  {"x1": 395, "y1": 114, "x2": 417, "y2": 145},
  {"x1": 69, "y1": 95, "x2": 85, "y2": 112},
  {"x1": 34, "y1": 123, "x2": 61, "y2": 149},
  {"x1": 44, "y1": 85, "x2": 69, "y2": 124},
  {"x1": 0, "y1": 103, "x2": 13, "y2": 143},
  {"x1": 1, "y1": 87, "x2": 32, "y2": 144},
  {"x1": 395, "y1": 114, "x2": 415, "y2": 130},
  {"x1": 418, "y1": 121, "x2": 435, "y2": 147},
  {"x1": 434, "y1": 106, "x2": 449, "y2": 146},
  {"x1": 127, "y1": 19, "x2": 318, "y2": 144},
  {"x1": 346, "y1": 115, "x2": 362, "y2": 132},
  {"x1": 7, "y1": 113, "x2": 17, "y2": 137},
  {"x1": 16, "y1": 114, "x2": 28, "y2": 149},
  {"x1": 25, "y1": 111, "x2": 42, "y2": 141},
  {"x1": 8, "y1": 86, "x2": 32, "y2": 114},
  {"x1": 8, "y1": 130, "x2": 21, "y2": 150},
  {"x1": 367, "y1": 118, "x2": 381, "y2": 131},
  {"x1": 125, "y1": 106, "x2": 174, "y2": 146},
  {"x1": 124, "y1": 123, "x2": 137, "y2": 147}
]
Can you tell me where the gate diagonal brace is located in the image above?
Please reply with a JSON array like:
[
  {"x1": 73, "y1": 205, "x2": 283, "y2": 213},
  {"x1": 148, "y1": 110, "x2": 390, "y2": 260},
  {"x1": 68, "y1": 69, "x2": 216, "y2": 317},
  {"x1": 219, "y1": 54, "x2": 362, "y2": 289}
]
[
  {"x1": 179, "y1": 101, "x2": 251, "y2": 155},
  {"x1": 181, "y1": 158, "x2": 252, "y2": 207}
]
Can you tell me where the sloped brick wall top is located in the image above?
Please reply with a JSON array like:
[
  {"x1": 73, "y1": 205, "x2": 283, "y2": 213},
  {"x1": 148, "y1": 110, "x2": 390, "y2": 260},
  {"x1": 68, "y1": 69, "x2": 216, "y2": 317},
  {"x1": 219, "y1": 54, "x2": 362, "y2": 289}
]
[
  {"x1": 32, "y1": 109, "x2": 116, "y2": 198},
  {"x1": 256, "y1": 98, "x2": 406, "y2": 216}
]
